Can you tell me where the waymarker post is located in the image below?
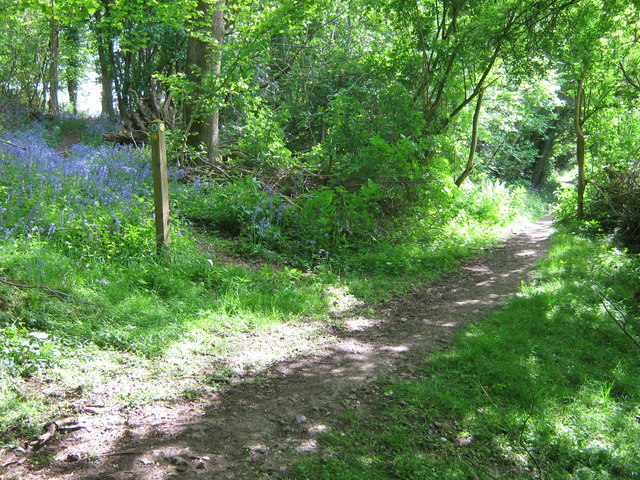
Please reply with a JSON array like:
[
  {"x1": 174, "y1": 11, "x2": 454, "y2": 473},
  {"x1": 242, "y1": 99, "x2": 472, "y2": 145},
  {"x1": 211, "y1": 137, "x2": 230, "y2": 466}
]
[{"x1": 150, "y1": 120, "x2": 170, "y2": 253}]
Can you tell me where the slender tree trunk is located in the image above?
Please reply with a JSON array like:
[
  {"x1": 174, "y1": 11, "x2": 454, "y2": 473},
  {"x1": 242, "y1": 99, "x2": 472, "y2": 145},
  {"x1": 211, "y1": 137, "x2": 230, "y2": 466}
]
[
  {"x1": 96, "y1": 42, "x2": 116, "y2": 117},
  {"x1": 94, "y1": 9, "x2": 116, "y2": 117},
  {"x1": 48, "y1": 2, "x2": 60, "y2": 115},
  {"x1": 575, "y1": 78, "x2": 586, "y2": 220},
  {"x1": 185, "y1": 0, "x2": 225, "y2": 163},
  {"x1": 110, "y1": 41, "x2": 126, "y2": 115},
  {"x1": 455, "y1": 88, "x2": 484, "y2": 187},
  {"x1": 67, "y1": 78, "x2": 78, "y2": 115},
  {"x1": 64, "y1": 26, "x2": 81, "y2": 115}
]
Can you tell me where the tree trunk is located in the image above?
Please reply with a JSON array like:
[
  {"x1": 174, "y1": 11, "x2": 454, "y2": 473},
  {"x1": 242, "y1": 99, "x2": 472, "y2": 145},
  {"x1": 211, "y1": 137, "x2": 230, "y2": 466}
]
[
  {"x1": 97, "y1": 41, "x2": 116, "y2": 117},
  {"x1": 110, "y1": 40, "x2": 126, "y2": 116},
  {"x1": 185, "y1": 0, "x2": 225, "y2": 163},
  {"x1": 455, "y1": 88, "x2": 484, "y2": 187},
  {"x1": 48, "y1": 5, "x2": 60, "y2": 115},
  {"x1": 94, "y1": 9, "x2": 116, "y2": 117},
  {"x1": 531, "y1": 128, "x2": 556, "y2": 186},
  {"x1": 64, "y1": 26, "x2": 81, "y2": 115},
  {"x1": 575, "y1": 78, "x2": 586, "y2": 220}
]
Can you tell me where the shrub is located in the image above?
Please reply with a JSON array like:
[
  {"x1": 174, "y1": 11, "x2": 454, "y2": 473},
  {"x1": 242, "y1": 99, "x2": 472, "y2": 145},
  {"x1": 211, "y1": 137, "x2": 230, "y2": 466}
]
[{"x1": 589, "y1": 164, "x2": 640, "y2": 248}]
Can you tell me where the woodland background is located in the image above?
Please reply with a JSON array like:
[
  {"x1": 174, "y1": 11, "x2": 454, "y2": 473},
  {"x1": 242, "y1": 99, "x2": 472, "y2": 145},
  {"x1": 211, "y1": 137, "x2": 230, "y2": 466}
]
[{"x1": 1, "y1": 1, "x2": 640, "y2": 478}]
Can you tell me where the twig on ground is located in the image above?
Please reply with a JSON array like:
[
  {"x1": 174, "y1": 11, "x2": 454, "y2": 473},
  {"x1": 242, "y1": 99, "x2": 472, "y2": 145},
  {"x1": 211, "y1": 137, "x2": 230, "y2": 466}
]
[
  {"x1": 2, "y1": 457, "x2": 26, "y2": 467},
  {"x1": 460, "y1": 455, "x2": 500, "y2": 480},
  {"x1": 29, "y1": 418, "x2": 85, "y2": 448},
  {"x1": 99, "y1": 450, "x2": 140, "y2": 458},
  {"x1": 602, "y1": 373, "x2": 640, "y2": 389},
  {"x1": 479, "y1": 383, "x2": 498, "y2": 409},
  {"x1": 518, "y1": 398, "x2": 546, "y2": 480},
  {"x1": 0, "y1": 138, "x2": 27, "y2": 150},
  {"x1": 0, "y1": 277, "x2": 79, "y2": 301},
  {"x1": 596, "y1": 289, "x2": 640, "y2": 351},
  {"x1": 480, "y1": 382, "x2": 547, "y2": 479}
]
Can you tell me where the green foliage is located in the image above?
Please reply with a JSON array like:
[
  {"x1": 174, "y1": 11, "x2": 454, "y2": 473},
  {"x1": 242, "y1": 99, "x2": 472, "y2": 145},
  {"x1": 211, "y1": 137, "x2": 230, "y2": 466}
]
[
  {"x1": 0, "y1": 325, "x2": 60, "y2": 378},
  {"x1": 297, "y1": 183, "x2": 382, "y2": 253},
  {"x1": 234, "y1": 100, "x2": 293, "y2": 169},
  {"x1": 0, "y1": 112, "x2": 551, "y2": 445},
  {"x1": 175, "y1": 176, "x2": 289, "y2": 243},
  {"x1": 558, "y1": 163, "x2": 640, "y2": 248},
  {"x1": 477, "y1": 74, "x2": 562, "y2": 182},
  {"x1": 293, "y1": 230, "x2": 640, "y2": 479},
  {"x1": 0, "y1": 10, "x2": 49, "y2": 109}
]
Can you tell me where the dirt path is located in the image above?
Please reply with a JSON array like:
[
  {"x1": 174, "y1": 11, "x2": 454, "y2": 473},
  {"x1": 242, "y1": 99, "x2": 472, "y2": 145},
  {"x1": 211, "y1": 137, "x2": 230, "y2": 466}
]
[{"x1": 2, "y1": 215, "x2": 554, "y2": 480}]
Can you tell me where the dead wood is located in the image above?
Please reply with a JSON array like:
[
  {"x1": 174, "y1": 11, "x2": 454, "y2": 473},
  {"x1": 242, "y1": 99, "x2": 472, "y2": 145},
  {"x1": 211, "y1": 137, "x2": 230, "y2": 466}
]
[
  {"x1": 0, "y1": 138, "x2": 27, "y2": 150},
  {"x1": 597, "y1": 289, "x2": 640, "y2": 350},
  {"x1": 103, "y1": 79, "x2": 177, "y2": 145},
  {"x1": 0, "y1": 276, "x2": 76, "y2": 301},
  {"x1": 29, "y1": 418, "x2": 84, "y2": 448}
]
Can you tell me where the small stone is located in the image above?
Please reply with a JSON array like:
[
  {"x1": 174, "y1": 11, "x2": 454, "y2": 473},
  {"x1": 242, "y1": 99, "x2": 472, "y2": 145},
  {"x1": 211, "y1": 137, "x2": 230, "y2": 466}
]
[
  {"x1": 138, "y1": 458, "x2": 154, "y2": 465},
  {"x1": 196, "y1": 460, "x2": 207, "y2": 470},
  {"x1": 295, "y1": 415, "x2": 307, "y2": 423}
]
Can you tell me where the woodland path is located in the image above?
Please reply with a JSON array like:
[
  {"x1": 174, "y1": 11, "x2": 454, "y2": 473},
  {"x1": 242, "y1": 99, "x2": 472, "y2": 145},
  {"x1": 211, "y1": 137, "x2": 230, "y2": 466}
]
[{"x1": 2, "y1": 215, "x2": 554, "y2": 480}]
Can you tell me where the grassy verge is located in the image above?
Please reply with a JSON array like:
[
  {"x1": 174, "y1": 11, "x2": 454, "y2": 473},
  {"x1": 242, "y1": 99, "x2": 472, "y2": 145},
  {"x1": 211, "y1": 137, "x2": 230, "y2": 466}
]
[{"x1": 291, "y1": 229, "x2": 640, "y2": 479}]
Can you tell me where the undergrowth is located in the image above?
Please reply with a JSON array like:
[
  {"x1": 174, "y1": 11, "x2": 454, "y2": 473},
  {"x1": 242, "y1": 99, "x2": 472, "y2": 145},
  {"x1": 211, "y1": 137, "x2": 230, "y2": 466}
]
[
  {"x1": 0, "y1": 115, "x2": 545, "y2": 443},
  {"x1": 292, "y1": 229, "x2": 640, "y2": 479}
]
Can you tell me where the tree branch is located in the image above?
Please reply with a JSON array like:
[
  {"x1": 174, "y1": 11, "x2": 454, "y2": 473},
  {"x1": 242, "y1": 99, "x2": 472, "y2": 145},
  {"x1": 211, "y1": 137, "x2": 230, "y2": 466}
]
[
  {"x1": 596, "y1": 289, "x2": 640, "y2": 351},
  {"x1": 0, "y1": 277, "x2": 76, "y2": 301},
  {"x1": 0, "y1": 139, "x2": 27, "y2": 150}
]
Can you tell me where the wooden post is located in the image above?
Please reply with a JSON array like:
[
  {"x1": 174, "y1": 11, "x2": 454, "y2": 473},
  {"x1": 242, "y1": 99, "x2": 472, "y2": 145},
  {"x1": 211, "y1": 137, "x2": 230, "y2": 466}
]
[{"x1": 150, "y1": 120, "x2": 170, "y2": 252}]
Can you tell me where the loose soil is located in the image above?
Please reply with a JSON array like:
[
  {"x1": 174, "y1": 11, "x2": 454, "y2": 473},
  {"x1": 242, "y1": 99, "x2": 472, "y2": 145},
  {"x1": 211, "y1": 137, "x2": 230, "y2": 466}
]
[{"x1": 0, "y1": 215, "x2": 554, "y2": 480}]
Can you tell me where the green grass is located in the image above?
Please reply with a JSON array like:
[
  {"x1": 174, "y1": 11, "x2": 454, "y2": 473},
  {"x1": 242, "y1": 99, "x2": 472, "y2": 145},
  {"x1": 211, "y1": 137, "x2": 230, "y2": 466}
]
[{"x1": 292, "y1": 229, "x2": 640, "y2": 479}]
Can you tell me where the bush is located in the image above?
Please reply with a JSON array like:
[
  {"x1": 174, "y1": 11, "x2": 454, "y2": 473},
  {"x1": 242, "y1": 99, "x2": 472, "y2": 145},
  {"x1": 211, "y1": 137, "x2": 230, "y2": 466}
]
[
  {"x1": 555, "y1": 164, "x2": 640, "y2": 249},
  {"x1": 589, "y1": 165, "x2": 640, "y2": 248},
  {"x1": 176, "y1": 176, "x2": 290, "y2": 247}
]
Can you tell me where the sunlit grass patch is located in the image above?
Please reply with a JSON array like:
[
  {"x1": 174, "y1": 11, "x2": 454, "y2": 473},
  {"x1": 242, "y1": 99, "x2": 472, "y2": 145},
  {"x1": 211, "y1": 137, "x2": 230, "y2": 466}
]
[{"x1": 293, "y1": 230, "x2": 640, "y2": 479}]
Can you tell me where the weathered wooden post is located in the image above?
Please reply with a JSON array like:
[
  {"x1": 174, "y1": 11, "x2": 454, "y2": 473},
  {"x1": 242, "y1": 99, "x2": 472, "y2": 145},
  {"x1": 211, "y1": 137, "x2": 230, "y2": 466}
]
[{"x1": 150, "y1": 120, "x2": 170, "y2": 253}]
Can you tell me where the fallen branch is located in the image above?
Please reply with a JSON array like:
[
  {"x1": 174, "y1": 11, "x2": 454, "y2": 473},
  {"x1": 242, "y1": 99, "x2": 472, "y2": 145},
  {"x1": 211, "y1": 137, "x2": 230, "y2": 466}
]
[
  {"x1": 29, "y1": 417, "x2": 85, "y2": 448},
  {"x1": 69, "y1": 449, "x2": 140, "y2": 463},
  {"x1": 480, "y1": 382, "x2": 547, "y2": 479},
  {"x1": 602, "y1": 373, "x2": 640, "y2": 389},
  {"x1": 99, "y1": 450, "x2": 140, "y2": 458},
  {"x1": 0, "y1": 138, "x2": 27, "y2": 150},
  {"x1": 0, "y1": 277, "x2": 78, "y2": 301},
  {"x1": 596, "y1": 289, "x2": 640, "y2": 351},
  {"x1": 2, "y1": 457, "x2": 26, "y2": 467}
]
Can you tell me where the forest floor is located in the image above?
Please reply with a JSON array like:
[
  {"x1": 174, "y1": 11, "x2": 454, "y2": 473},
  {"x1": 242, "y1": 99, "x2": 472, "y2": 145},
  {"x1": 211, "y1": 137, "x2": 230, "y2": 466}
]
[{"x1": 0, "y1": 215, "x2": 554, "y2": 480}]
